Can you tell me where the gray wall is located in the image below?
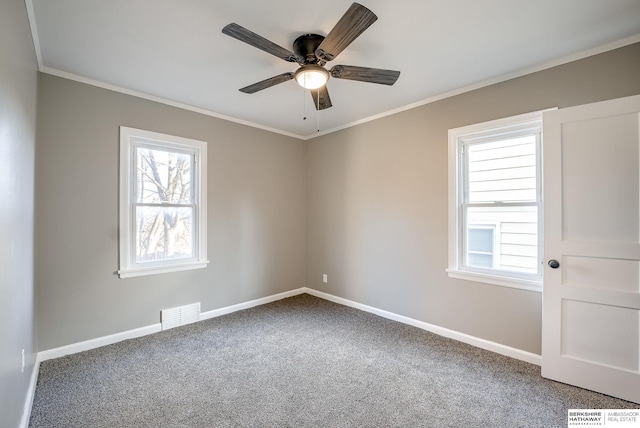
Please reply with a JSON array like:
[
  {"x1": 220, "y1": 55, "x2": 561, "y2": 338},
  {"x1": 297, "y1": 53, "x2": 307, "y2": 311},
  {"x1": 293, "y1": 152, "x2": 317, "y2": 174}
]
[
  {"x1": 33, "y1": 41, "x2": 640, "y2": 357},
  {"x1": 306, "y1": 43, "x2": 640, "y2": 355},
  {"x1": 35, "y1": 75, "x2": 307, "y2": 350},
  {"x1": 0, "y1": 0, "x2": 38, "y2": 426}
]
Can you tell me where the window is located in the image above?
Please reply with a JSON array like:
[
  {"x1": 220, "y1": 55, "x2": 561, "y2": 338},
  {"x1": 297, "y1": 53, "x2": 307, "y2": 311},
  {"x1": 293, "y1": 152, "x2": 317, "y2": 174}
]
[
  {"x1": 448, "y1": 110, "x2": 549, "y2": 291},
  {"x1": 467, "y1": 224, "x2": 497, "y2": 268},
  {"x1": 118, "y1": 127, "x2": 208, "y2": 278}
]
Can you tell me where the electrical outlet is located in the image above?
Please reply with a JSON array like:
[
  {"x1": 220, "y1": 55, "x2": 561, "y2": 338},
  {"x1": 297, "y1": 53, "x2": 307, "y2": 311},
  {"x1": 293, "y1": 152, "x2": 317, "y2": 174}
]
[
  {"x1": 21, "y1": 349, "x2": 25, "y2": 373},
  {"x1": 322, "y1": 274, "x2": 328, "y2": 283}
]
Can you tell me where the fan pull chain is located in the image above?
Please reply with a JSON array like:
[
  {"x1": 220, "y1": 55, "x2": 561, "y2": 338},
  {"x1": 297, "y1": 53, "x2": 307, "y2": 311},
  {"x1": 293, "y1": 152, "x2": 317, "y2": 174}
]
[
  {"x1": 302, "y1": 89, "x2": 307, "y2": 121},
  {"x1": 316, "y1": 88, "x2": 320, "y2": 133}
]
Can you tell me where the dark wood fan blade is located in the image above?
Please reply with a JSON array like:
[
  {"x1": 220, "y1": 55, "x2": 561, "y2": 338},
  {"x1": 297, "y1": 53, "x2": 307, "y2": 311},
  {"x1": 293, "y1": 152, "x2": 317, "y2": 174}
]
[
  {"x1": 315, "y1": 3, "x2": 377, "y2": 62},
  {"x1": 330, "y1": 65, "x2": 400, "y2": 85},
  {"x1": 222, "y1": 23, "x2": 298, "y2": 63},
  {"x1": 310, "y1": 86, "x2": 332, "y2": 110},
  {"x1": 239, "y1": 73, "x2": 295, "y2": 94}
]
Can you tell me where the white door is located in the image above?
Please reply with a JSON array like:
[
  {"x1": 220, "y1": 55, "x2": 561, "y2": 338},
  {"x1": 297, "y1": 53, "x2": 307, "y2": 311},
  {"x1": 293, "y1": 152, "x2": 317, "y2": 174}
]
[{"x1": 542, "y1": 94, "x2": 640, "y2": 404}]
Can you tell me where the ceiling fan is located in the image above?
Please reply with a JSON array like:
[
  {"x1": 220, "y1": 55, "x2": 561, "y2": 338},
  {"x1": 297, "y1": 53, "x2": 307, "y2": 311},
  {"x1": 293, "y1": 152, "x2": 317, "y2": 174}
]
[{"x1": 222, "y1": 2, "x2": 400, "y2": 110}]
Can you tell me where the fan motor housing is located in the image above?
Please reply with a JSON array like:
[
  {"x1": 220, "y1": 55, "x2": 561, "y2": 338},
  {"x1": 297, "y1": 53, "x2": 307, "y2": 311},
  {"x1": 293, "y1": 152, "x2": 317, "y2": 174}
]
[{"x1": 293, "y1": 34, "x2": 325, "y2": 64}]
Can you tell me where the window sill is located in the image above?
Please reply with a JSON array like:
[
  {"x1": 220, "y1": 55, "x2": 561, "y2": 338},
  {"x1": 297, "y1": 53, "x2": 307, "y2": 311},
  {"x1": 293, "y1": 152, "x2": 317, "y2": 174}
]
[
  {"x1": 118, "y1": 261, "x2": 209, "y2": 279},
  {"x1": 447, "y1": 268, "x2": 542, "y2": 292}
]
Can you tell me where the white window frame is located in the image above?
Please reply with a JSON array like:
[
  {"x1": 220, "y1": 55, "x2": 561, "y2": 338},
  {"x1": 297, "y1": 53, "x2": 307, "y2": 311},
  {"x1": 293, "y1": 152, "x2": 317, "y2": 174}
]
[
  {"x1": 447, "y1": 110, "x2": 553, "y2": 292},
  {"x1": 118, "y1": 126, "x2": 208, "y2": 278}
]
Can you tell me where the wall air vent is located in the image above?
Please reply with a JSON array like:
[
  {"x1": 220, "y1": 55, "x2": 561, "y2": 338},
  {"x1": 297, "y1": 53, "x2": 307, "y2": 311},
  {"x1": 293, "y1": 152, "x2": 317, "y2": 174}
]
[{"x1": 161, "y1": 302, "x2": 201, "y2": 331}]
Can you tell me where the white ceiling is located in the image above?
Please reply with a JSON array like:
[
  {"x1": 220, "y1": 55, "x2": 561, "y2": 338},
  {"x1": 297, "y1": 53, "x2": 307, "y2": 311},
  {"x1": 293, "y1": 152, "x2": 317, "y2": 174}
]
[{"x1": 28, "y1": 0, "x2": 640, "y2": 139}]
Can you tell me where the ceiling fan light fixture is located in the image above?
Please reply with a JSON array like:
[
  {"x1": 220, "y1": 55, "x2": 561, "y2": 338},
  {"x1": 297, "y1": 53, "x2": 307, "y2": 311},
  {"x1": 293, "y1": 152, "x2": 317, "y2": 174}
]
[
  {"x1": 295, "y1": 65, "x2": 329, "y2": 90},
  {"x1": 222, "y1": 3, "x2": 399, "y2": 111}
]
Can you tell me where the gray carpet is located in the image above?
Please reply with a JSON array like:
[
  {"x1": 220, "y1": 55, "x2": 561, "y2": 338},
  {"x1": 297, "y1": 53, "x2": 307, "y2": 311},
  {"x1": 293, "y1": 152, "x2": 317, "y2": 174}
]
[{"x1": 29, "y1": 294, "x2": 637, "y2": 427}]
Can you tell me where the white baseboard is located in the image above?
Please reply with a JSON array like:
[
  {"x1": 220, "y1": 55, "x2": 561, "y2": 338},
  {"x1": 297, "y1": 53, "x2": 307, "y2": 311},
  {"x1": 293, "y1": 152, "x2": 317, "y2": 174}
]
[
  {"x1": 302, "y1": 287, "x2": 542, "y2": 366},
  {"x1": 36, "y1": 286, "x2": 540, "y2": 368},
  {"x1": 199, "y1": 288, "x2": 306, "y2": 320},
  {"x1": 38, "y1": 323, "x2": 162, "y2": 362},
  {"x1": 36, "y1": 288, "x2": 309, "y2": 362},
  {"x1": 19, "y1": 356, "x2": 40, "y2": 428}
]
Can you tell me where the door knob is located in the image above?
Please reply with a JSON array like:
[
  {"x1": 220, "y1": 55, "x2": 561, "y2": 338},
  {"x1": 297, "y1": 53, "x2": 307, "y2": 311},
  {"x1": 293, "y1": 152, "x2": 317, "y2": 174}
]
[{"x1": 548, "y1": 259, "x2": 560, "y2": 269}]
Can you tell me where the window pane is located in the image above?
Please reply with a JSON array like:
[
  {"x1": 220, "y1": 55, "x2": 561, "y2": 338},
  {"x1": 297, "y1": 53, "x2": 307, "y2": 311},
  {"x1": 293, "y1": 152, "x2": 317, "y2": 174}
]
[
  {"x1": 466, "y1": 135, "x2": 537, "y2": 203},
  {"x1": 466, "y1": 206, "x2": 538, "y2": 274},
  {"x1": 135, "y1": 206, "x2": 194, "y2": 262},
  {"x1": 468, "y1": 253, "x2": 493, "y2": 268},
  {"x1": 468, "y1": 227, "x2": 493, "y2": 253},
  {"x1": 136, "y1": 147, "x2": 192, "y2": 204}
]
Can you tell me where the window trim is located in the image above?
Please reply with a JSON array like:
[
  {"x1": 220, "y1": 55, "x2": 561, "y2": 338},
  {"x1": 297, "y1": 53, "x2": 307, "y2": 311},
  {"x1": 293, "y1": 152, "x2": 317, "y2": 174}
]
[
  {"x1": 447, "y1": 109, "x2": 554, "y2": 292},
  {"x1": 118, "y1": 126, "x2": 208, "y2": 279}
]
